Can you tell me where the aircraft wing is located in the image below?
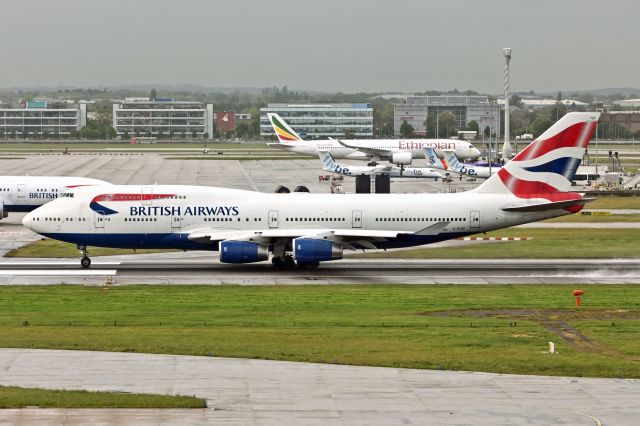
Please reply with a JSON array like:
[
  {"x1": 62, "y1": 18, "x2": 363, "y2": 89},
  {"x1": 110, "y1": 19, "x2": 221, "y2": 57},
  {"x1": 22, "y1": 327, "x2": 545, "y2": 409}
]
[
  {"x1": 335, "y1": 139, "x2": 394, "y2": 157},
  {"x1": 187, "y1": 227, "x2": 431, "y2": 248}
]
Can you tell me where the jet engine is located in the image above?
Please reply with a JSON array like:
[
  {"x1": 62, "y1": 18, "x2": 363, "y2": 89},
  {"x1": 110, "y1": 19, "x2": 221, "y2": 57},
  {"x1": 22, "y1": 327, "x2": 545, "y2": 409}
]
[
  {"x1": 391, "y1": 152, "x2": 412, "y2": 166},
  {"x1": 293, "y1": 238, "x2": 343, "y2": 263},
  {"x1": 219, "y1": 240, "x2": 269, "y2": 264}
]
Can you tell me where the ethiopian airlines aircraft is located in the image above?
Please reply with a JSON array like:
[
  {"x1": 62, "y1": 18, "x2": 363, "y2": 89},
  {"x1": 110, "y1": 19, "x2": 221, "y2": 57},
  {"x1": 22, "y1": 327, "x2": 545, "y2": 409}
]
[
  {"x1": 424, "y1": 147, "x2": 501, "y2": 179},
  {"x1": 267, "y1": 113, "x2": 480, "y2": 164},
  {"x1": 320, "y1": 151, "x2": 442, "y2": 180},
  {"x1": 23, "y1": 112, "x2": 599, "y2": 269},
  {"x1": 0, "y1": 176, "x2": 110, "y2": 220}
]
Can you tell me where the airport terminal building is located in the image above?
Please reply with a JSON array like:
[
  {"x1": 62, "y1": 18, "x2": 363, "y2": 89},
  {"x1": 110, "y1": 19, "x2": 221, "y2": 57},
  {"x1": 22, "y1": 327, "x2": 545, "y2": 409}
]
[
  {"x1": 394, "y1": 96, "x2": 500, "y2": 138},
  {"x1": 112, "y1": 98, "x2": 214, "y2": 139},
  {"x1": 260, "y1": 103, "x2": 374, "y2": 139},
  {"x1": 0, "y1": 100, "x2": 86, "y2": 139}
]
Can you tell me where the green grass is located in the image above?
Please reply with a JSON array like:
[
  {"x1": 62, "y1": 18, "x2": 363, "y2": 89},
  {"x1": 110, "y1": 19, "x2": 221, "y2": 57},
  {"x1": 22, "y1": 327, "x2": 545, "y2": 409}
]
[
  {"x1": 5, "y1": 239, "x2": 176, "y2": 258},
  {"x1": 0, "y1": 142, "x2": 269, "y2": 150},
  {"x1": 0, "y1": 385, "x2": 206, "y2": 409},
  {"x1": 1, "y1": 285, "x2": 639, "y2": 378},
  {"x1": 546, "y1": 213, "x2": 640, "y2": 222},
  {"x1": 588, "y1": 196, "x2": 640, "y2": 210},
  {"x1": 354, "y1": 228, "x2": 640, "y2": 259}
]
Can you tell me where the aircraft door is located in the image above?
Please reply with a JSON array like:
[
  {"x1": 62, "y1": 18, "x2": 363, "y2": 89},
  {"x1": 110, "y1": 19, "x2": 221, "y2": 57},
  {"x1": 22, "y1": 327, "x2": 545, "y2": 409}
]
[
  {"x1": 352, "y1": 210, "x2": 362, "y2": 228},
  {"x1": 470, "y1": 211, "x2": 480, "y2": 228},
  {"x1": 268, "y1": 210, "x2": 278, "y2": 228},
  {"x1": 17, "y1": 184, "x2": 26, "y2": 199},
  {"x1": 141, "y1": 187, "x2": 153, "y2": 206},
  {"x1": 171, "y1": 215, "x2": 182, "y2": 231},
  {"x1": 94, "y1": 212, "x2": 105, "y2": 230}
]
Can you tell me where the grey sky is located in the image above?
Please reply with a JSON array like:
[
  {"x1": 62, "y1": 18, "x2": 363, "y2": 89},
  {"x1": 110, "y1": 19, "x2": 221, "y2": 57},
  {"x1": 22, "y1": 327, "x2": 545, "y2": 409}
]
[{"x1": 1, "y1": 0, "x2": 637, "y2": 94}]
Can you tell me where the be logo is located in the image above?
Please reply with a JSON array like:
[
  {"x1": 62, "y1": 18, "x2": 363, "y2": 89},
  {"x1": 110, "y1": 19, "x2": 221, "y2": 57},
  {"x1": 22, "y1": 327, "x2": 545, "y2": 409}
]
[
  {"x1": 459, "y1": 165, "x2": 477, "y2": 176},
  {"x1": 333, "y1": 165, "x2": 352, "y2": 175}
]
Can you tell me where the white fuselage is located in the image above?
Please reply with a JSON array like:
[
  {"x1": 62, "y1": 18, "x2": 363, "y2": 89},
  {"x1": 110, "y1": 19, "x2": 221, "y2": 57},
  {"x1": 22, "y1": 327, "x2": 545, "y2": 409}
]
[
  {"x1": 277, "y1": 139, "x2": 480, "y2": 161},
  {"x1": 23, "y1": 184, "x2": 570, "y2": 252},
  {"x1": 0, "y1": 176, "x2": 110, "y2": 218}
]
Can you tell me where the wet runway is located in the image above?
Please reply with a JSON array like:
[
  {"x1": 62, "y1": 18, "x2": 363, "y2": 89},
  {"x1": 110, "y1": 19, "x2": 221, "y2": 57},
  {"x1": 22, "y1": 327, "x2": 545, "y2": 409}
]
[{"x1": 1, "y1": 254, "x2": 638, "y2": 285}]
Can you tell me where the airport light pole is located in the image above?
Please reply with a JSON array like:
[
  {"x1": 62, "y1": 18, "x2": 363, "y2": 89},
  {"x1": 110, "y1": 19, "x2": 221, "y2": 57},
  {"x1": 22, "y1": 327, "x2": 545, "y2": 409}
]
[{"x1": 502, "y1": 48, "x2": 513, "y2": 160}]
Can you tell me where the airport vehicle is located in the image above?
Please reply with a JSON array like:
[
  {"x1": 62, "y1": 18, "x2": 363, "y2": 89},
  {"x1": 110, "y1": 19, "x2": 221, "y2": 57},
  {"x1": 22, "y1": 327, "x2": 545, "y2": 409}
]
[
  {"x1": 267, "y1": 113, "x2": 481, "y2": 164},
  {"x1": 0, "y1": 176, "x2": 110, "y2": 220},
  {"x1": 320, "y1": 151, "x2": 442, "y2": 179},
  {"x1": 424, "y1": 148, "x2": 500, "y2": 179},
  {"x1": 23, "y1": 112, "x2": 599, "y2": 269}
]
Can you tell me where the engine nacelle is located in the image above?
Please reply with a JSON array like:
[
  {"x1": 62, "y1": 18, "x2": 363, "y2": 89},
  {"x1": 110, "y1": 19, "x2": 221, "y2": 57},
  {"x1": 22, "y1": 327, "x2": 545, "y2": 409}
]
[
  {"x1": 293, "y1": 238, "x2": 343, "y2": 263},
  {"x1": 391, "y1": 151, "x2": 412, "y2": 166},
  {"x1": 219, "y1": 240, "x2": 269, "y2": 264}
]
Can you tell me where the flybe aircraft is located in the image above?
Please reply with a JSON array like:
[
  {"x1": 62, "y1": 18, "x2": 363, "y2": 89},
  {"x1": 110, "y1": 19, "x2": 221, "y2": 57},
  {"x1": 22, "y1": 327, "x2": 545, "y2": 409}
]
[
  {"x1": 0, "y1": 176, "x2": 110, "y2": 220},
  {"x1": 320, "y1": 151, "x2": 442, "y2": 180},
  {"x1": 267, "y1": 113, "x2": 481, "y2": 165},
  {"x1": 23, "y1": 112, "x2": 599, "y2": 269},
  {"x1": 424, "y1": 147, "x2": 501, "y2": 179}
]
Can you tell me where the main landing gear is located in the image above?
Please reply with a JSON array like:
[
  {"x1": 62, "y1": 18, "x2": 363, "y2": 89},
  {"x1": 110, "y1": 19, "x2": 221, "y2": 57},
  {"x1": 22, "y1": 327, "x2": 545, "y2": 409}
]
[
  {"x1": 78, "y1": 245, "x2": 91, "y2": 268},
  {"x1": 271, "y1": 255, "x2": 320, "y2": 270}
]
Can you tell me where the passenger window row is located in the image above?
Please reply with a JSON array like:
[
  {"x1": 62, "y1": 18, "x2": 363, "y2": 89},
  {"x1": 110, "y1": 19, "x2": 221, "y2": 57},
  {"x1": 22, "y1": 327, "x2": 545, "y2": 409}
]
[
  {"x1": 285, "y1": 217, "x2": 346, "y2": 222},
  {"x1": 375, "y1": 217, "x2": 466, "y2": 222}
]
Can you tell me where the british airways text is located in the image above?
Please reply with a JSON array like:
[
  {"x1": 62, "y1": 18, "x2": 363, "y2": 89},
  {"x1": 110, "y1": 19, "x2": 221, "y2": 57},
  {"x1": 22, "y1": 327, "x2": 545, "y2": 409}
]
[{"x1": 130, "y1": 206, "x2": 239, "y2": 216}]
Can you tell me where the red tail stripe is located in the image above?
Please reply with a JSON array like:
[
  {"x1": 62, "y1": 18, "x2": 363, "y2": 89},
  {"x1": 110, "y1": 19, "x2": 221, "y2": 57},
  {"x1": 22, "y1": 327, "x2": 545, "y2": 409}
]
[
  {"x1": 515, "y1": 121, "x2": 595, "y2": 161},
  {"x1": 497, "y1": 169, "x2": 581, "y2": 202}
]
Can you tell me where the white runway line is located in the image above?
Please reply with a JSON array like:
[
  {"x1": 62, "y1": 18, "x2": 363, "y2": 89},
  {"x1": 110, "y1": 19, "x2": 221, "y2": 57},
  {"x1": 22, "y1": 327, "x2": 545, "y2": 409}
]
[{"x1": 0, "y1": 270, "x2": 117, "y2": 276}]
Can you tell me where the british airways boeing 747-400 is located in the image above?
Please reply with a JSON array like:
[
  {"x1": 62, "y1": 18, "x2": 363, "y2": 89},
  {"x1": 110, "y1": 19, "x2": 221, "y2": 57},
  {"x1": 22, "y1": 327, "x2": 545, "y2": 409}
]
[{"x1": 23, "y1": 112, "x2": 599, "y2": 269}]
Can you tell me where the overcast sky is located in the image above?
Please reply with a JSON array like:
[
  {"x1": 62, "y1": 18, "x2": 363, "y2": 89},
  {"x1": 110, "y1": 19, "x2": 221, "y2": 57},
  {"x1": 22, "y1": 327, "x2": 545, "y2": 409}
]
[{"x1": 1, "y1": 0, "x2": 637, "y2": 94}]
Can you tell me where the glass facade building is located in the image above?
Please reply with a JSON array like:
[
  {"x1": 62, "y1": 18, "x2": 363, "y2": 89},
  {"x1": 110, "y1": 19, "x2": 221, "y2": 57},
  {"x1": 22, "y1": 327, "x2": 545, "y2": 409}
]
[
  {"x1": 0, "y1": 101, "x2": 86, "y2": 138},
  {"x1": 113, "y1": 98, "x2": 214, "y2": 139},
  {"x1": 394, "y1": 96, "x2": 501, "y2": 138},
  {"x1": 260, "y1": 103, "x2": 373, "y2": 139}
]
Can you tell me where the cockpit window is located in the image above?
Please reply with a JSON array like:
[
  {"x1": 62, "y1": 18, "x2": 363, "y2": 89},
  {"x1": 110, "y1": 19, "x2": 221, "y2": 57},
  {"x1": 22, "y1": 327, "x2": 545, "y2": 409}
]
[{"x1": 61, "y1": 192, "x2": 74, "y2": 198}]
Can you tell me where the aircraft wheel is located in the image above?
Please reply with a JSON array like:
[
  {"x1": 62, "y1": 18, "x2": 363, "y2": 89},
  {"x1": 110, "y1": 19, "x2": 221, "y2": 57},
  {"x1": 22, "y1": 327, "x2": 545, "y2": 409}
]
[
  {"x1": 272, "y1": 256, "x2": 285, "y2": 270},
  {"x1": 80, "y1": 256, "x2": 91, "y2": 268},
  {"x1": 283, "y1": 255, "x2": 296, "y2": 270}
]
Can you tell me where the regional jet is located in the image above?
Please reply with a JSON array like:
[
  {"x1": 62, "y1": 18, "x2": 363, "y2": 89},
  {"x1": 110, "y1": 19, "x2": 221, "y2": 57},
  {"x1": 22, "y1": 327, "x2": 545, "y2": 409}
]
[
  {"x1": 23, "y1": 112, "x2": 599, "y2": 269},
  {"x1": 267, "y1": 113, "x2": 481, "y2": 165},
  {"x1": 320, "y1": 151, "x2": 442, "y2": 180},
  {"x1": 424, "y1": 148, "x2": 501, "y2": 179},
  {"x1": 0, "y1": 176, "x2": 111, "y2": 220}
]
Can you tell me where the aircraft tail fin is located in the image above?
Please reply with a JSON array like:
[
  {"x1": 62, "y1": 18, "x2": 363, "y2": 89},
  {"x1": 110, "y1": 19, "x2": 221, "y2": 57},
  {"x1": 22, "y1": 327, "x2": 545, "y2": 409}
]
[
  {"x1": 267, "y1": 113, "x2": 304, "y2": 143},
  {"x1": 474, "y1": 112, "x2": 600, "y2": 201},
  {"x1": 424, "y1": 147, "x2": 448, "y2": 170},
  {"x1": 319, "y1": 150, "x2": 339, "y2": 172}
]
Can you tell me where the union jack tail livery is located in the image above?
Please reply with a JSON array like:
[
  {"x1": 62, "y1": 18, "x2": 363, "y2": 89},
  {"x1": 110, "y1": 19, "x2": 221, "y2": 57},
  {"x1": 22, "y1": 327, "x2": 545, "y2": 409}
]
[
  {"x1": 267, "y1": 113, "x2": 304, "y2": 143},
  {"x1": 475, "y1": 112, "x2": 600, "y2": 206}
]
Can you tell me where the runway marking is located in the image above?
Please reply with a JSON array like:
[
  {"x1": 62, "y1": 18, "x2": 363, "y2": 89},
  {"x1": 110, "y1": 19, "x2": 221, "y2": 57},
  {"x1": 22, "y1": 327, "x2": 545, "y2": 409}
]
[
  {"x1": 0, "y1": 270, "x2": 117, "y2": 276},
  {"x1": 570, "y1": 410, "x2": 603, "y2": 426}
]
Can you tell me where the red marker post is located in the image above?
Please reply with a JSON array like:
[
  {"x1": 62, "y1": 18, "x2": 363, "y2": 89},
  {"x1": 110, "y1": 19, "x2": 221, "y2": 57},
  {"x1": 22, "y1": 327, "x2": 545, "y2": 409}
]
[{"x1": 572, "y1": 289, "x2": 585, "y2": 307}]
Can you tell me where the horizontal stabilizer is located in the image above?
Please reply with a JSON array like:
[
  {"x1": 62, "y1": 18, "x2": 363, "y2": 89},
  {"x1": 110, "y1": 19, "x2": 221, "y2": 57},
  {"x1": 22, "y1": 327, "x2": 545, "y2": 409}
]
[{"x1": 502, "y1": 197, "x2": 594, "y2": 212}]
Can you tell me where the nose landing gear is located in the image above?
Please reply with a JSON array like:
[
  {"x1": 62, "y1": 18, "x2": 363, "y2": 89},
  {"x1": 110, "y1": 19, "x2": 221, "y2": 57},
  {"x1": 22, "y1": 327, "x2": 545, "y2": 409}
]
[{"x1": 78, "y1": 245, "x2": 91, "y2": 268}]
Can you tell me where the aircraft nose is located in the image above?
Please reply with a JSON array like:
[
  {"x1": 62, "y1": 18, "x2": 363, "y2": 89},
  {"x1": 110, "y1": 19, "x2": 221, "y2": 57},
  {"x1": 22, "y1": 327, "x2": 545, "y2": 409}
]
[{"x1": 472, "y1": 148, "x2": 481, "y2": 157}]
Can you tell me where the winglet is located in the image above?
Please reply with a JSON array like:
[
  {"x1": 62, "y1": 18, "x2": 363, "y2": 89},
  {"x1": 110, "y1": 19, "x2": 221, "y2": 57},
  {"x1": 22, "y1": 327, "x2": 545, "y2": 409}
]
[{"x1": 267, "y1": 113, "x2": 304, "y2": 143}]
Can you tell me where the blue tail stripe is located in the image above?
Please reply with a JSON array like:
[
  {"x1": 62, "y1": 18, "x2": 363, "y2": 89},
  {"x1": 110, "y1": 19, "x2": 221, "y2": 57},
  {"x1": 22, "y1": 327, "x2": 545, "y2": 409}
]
[{"x1": 522, "y1": 157, "x2": 582, "y2": 180}]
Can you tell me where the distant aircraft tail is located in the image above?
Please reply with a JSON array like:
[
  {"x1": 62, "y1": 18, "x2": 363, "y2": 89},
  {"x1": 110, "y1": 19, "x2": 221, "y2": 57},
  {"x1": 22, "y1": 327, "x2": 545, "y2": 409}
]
[
  {"x1": 319, "y1": 150, "x2": 339, "y2": 173},
  {"x1": 424, "y1": 147, "x2": 448, "y2": 170},
  {"x1": 475, "y1": 112, "x2": 600, "y2": 204},
  {"x1": 267, "y1": 113, "x2": 304, "y2": 143}
]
